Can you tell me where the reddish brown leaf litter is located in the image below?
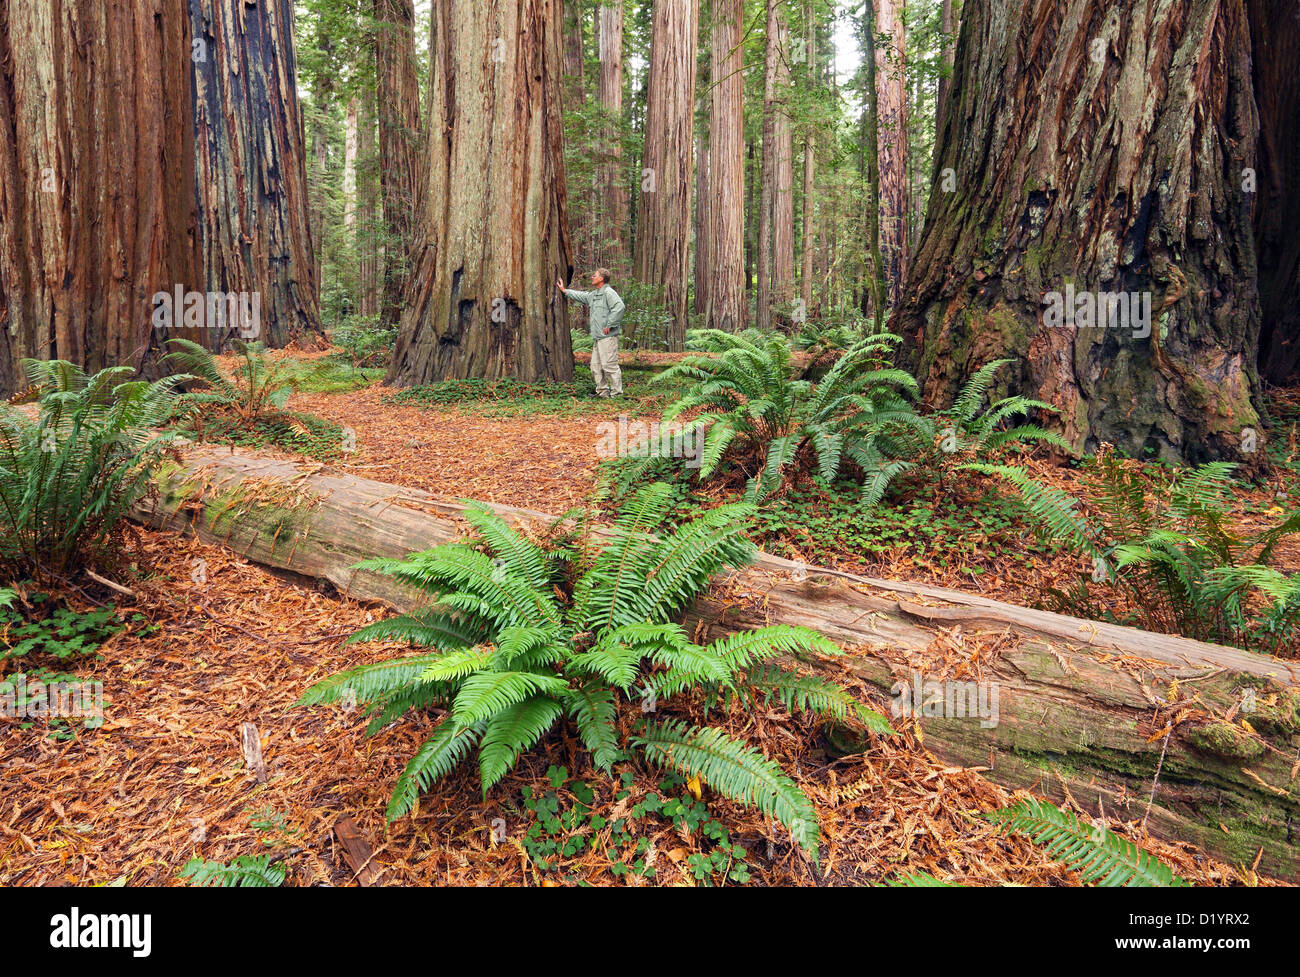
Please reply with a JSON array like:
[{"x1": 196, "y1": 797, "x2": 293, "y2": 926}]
[{"x1": 0, "y1": 531, "x2": 1274, "y2": 887}]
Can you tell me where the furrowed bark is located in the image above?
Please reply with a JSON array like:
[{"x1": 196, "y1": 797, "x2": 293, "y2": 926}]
[
  {"x1": 1249, "y1": 0, "x2": 1300, "y2": 383},
  {"x1": 386, "y1": 0, "x2": 574, "y2": 384},
  {"x1": 595, "y1": 4, "x2": 629, "y2": 278},
  {"x1": 634, "y1": 0, "x2": 698, "y2": 350},
  {"x1": 702, "y1": 0, "x2": 746, "y2": 332},
  {"x1": 375, "y1": 0, "x2": 425, "y2": 326},
  {"x1": 190, "y1": 0, "x2": 322, "y2": 348},
  {"x1": 896, "y1": 0, "x2": 1266, "y2": 464},
  {"x1": 874, "y1": 0, "x2": 909, "y2": 314},
  {"x1": 134, "y1": 445, "x2": 1300, "y2": 880},
  {"x1": 0, "y1": 0, "x2": 201, "y2": 392}
]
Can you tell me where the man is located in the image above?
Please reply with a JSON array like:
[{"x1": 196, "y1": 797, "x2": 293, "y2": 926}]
[{"x1": 557, "y1": 267, "x2": 625, "y2": 398}]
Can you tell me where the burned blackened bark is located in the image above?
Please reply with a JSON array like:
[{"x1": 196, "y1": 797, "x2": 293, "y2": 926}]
[
  {"x1": 0, "y1": 0, "x2": 200, "y2": 394},
  {"x1": 634, "y1": 0, "x2": 698, "y2": 350},
  {"x1": 190, "y1": 0, "x2": 321, "y2": 348},
  {"x1": 897, "y1": 0, "x2": 1265, "y2": 464},
  {"x1": 1250, "y1": 0, "x2": 1300, "y2": 383},
  {"x1": 375, "y1": 0, "x2": 425, "y2": 326},
  {"x1": 387, "y1": 0, "x2": 574, "y2": 384}
]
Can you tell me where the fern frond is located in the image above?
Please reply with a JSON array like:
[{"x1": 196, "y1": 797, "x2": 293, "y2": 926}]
[
  {"x1": 634, "y1": 719, "x2": 821, "y2": 857},
  {"x1": 987, "y1": 798, "x2": 1187, "y2": 887}
]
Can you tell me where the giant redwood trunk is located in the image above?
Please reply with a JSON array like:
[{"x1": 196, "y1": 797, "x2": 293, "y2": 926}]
[
  {"x1": 190, "y1": 0, "x2": 320, "y2": 349},
  {"x1": 701, "y1": 0, "x2": 746, "y2": 332},
  {"x1": 595, "y1": 5, "x2": 629, "y2": 277},
  {"x1": 0, "y1": 0, "x2": 200, "y2": 394},
  {"x1": 387, "y1": 0, "x2": 574, "y2": 384},
  {"x1": 375, "y1": 0, "x2": 425, "y2": 327},
  {"x1": 1250, "y1": 0, "x2": 1300, "y2": 383},
  {"x1": 897, "y1": 0, "x2": 1267, "y2": 464},
  {"x1": 634, "y1": 0, "x2": 698, "y2": 349}
]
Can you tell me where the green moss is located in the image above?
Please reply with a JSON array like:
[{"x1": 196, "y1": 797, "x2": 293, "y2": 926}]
[{"x1": 1186, "y1": 722, "x2": 1265, "y2": 762}]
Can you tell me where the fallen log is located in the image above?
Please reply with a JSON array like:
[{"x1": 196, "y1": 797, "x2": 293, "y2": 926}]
[{"x1": 132, "y1": 444, "x2": 1300, "y2": 879}]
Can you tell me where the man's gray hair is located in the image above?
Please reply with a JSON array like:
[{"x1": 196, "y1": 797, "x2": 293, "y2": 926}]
[{"x1": 595, "y1": 268, "x2": 612, "y2": 285}]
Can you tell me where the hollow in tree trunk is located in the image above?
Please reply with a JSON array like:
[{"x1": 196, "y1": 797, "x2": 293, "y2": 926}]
[{"x1": 387, "y1": 0, "x2": 574, "y2": 384}]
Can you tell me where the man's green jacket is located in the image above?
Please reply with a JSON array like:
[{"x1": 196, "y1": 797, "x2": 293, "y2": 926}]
[{"x1": 566, "y1": 285, "x2": 626, "y2": 339}]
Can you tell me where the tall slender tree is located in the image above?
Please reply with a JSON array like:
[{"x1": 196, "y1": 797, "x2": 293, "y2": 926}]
[
  {"x1": 758, "y1": 0, "x2": 795, "y2": 329},
  {"x1": 375, "y1": 0, "x2": 424, "y2": 324},
  {"x1": 595, "y1": 4, "x2": 630, "y2": 276},
  {"x1": 873, "y1": 0, "x2": 909, "y2": 314},
  {"x1": 634, "y1": 0, "x2": 698, "y2": 349},
  {"x1": 388, "y1": 0, "x2": 573, "y2": 384}
]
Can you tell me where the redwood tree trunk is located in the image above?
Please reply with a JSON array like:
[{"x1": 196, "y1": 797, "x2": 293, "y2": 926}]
[
  {"x1": 375, "y1": 0, "x2": 424, "y2": 326},
  {"x1": 387, "y1": 0, "x2": 574, "y2": 384},
  {"x1": 595, "y1": 4, "x2": 629, "y2": 277},
  {"x1": 634, "y1": 0, "x2": 698, "y2": 350},
  {"x1": 873, "y1": 0, "x2": 908, "y2": 314},
  {"x1": 702, "y1": 0, "x2": 745, "y2": 332},
  {"x1": 0, "y1": 0, "x2": 200, "y2": 393},
  {"x1": 1250, "y1": 0, "x2": 1300, "y2": 383},
  {"x1": 897, "y1": 0, "x2": 1266, "y2": 464},
  {"x1": 190, "y1": 0, "x2": 321, "y2": 348}
]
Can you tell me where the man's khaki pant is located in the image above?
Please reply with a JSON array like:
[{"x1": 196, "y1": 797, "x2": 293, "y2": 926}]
[{"x1": 591, "y1": 335, "x2": 623, "y2": 397}]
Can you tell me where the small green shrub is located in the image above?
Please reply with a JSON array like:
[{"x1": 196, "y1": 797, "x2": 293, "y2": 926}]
[{"x1": 332, "y1": 315, "x2": 397, "y2": 368}]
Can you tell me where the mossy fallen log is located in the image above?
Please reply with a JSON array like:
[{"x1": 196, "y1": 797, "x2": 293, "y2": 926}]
[{"x1": 132, "y1": 444, "x2": 1300, "y2": 879}]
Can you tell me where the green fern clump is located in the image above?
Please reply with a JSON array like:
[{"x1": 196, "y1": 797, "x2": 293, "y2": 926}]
[
  {"x1": 651, "y1": 329, "x2": 921, "y2": 503},
  {"x1": 971, "y1": 451, "x2": 1300, "y2": 654},
  {"x1": 298, "y1": 483, "x2": 891, "y2": 857},
  {"x1": 0, "y1": 360, "x2": 190, "y2": 578},
  {"x1": 163, "y1": 338, "x2": 291, "y2": 421},
  {"x1": 890, "y1": 360, "x2": 1069, "y2": 494},
  {"x1": 179, "y1": 854, "x2": 286, "y2": 887}
]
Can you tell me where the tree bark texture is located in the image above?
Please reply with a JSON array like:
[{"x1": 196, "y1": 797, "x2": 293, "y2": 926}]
[
  {"x1": 375, "y1": 0, "x2": 425, "y2": 326},
  {"x1": 134, "y1": 443, "x2": 1300, "y2": 882},
  {"x1": 1249, "y1": 0, "x2": 1300, "y2": 383},
  {"x1": 595, "y1": 4, "x2": 629, "y2": 277},
  {"x1": 874, "y1": 0, "x2": 909, "y2": 314},
  {"x1": 634, "y1": 0, "x2": 698, "y2": 350},
  {"x1": 0, "y1": 0, "x2": 201, "y2": 393},
  {"x1": 702, "y1": 0, "x2": 746, "y2": 331},
  {"x1": 190, "y1": 0, "x2": 322, "y2": 348},
  {"x1": 387, "y1": 0, "x2": 574, "y2": 384},
  {"x1": 896, "y1": 0, "x2": 1266, "y2": 465}
]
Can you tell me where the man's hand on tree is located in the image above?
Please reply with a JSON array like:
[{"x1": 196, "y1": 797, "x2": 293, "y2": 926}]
[{"x1": 556, "y1": 278, "x2": 567, "y2": 293}]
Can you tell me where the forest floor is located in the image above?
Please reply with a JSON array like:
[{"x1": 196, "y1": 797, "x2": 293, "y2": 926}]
[{"x1": 2, "y1": 348, "x2": 1297, "y2": 887}]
